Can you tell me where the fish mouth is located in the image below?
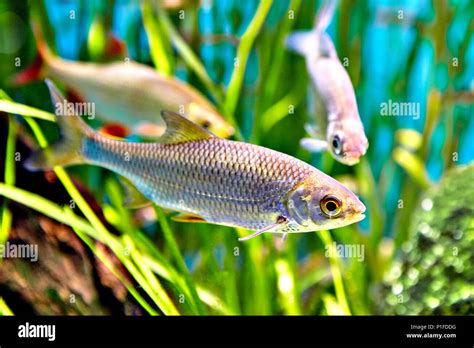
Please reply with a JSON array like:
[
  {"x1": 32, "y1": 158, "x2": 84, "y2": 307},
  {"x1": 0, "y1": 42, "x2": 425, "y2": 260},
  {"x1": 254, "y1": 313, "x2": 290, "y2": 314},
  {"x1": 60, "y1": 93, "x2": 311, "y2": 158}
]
[
  {"x1": 351, "y1": 201, "x2": 366, "y2": 223},
  {"x1": 352, "y1": 213, "x2": 366, "y2": 223},
  {"x1": 341, "y1": 153, "x2": 363, "y2": 165}
]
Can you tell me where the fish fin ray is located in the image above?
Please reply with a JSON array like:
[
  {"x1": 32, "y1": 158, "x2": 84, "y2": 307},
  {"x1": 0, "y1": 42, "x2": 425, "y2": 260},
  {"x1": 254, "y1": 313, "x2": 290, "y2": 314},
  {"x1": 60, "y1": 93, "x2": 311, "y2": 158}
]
[
  {"x1": 238, "y1": 216, "x2": 288, "y2": 242},
  {"x1": 171, "y1": 213, "x2": 207, "y2": 223},
  {"x1": 314, "y1": 0, "x2": 337, "y2": 33},
  {"x1": 119, "y1": 177, "x2": 151, "y2": 209},
  {"x1": 25, "y1": 80, "x2": 92, "y2": 171},
  {"x1": 159, "y1": 110, "x2": 215, "y2": 144},
  {"x1": 300, "y1": 138, "x2": 328, "y2": 153}
]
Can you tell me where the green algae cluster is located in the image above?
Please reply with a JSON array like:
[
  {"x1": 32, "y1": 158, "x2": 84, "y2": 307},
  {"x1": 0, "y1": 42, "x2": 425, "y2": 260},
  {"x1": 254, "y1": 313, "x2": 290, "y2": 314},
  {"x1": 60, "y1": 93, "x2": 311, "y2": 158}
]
[{"x1": 382, "y1": 164, "x2": 473, "y2": 314}]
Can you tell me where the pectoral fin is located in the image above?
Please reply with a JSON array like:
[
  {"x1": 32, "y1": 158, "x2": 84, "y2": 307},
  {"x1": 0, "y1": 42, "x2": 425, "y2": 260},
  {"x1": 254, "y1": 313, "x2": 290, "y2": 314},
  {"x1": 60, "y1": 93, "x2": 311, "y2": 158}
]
[
  {"x1": 300, "y1": 138, "x2": 328, "y2": 153},
  {"x1": 119, "y1": 177, "x2": 151, "y2": 209},
  {"x1": 172, "y1": 213, "x2": 207, "y2": 223},
  {"x1": 304, "y1": 123, "x2": 321, "y2": 138},
  {"x1": 238, "y1": 216, "x2": 288, "y2": 242}
]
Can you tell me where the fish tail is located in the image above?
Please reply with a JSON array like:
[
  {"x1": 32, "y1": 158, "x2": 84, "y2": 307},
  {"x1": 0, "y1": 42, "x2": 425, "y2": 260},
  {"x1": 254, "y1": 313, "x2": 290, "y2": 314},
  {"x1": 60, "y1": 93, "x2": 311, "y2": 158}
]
[
  {"x1": 285, "y1": 0, "x2": 337, "y2": 57},
  {"x1": 25, "y1": 80, "x2": 93, "y2": 171},
  {"x1": 314, "y1": 0, "x2": 337, "y2": 33},
  {"x1": 285, "y1": 30, "x2": 318, "y2": 56}
]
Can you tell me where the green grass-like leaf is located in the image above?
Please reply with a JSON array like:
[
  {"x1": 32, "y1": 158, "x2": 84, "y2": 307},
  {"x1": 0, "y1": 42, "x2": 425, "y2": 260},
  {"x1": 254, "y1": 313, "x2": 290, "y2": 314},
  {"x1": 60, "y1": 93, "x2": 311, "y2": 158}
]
[{"x1": 0, "y1": 99, "x2": 55, "y2": 121}]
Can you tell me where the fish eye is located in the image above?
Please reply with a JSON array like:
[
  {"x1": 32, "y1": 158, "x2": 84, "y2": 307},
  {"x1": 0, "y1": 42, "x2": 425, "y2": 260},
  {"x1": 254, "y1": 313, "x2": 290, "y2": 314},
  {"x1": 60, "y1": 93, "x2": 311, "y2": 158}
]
[
  {"x1": 331, "y1": 135, "x2": 342, "y2": 155},
  {"x1": 320, "y1": 195, "x2": 342, "y2": 218},
  {"x1": 201, "y1": 120, "x2": 211, "y2": 129}
]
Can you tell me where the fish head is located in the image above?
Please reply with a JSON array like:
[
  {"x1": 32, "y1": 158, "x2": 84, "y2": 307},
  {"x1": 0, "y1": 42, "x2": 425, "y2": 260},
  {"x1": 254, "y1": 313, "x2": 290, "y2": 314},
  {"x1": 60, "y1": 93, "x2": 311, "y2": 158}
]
[
  {"x1": 327, "y1": 118, "x2": 369, "y2": 165},
  {"x1": 285, "y1": 173, "x2": 366, "y2": 231},
  {"x1": 188, "y1": 103, "x2": 235, "y2": 138}
]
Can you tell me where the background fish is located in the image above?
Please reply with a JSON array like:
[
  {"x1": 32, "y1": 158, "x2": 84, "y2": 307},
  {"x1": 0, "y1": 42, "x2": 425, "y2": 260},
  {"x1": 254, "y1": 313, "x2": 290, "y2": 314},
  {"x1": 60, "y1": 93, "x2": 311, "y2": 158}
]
[
  {"x1": 15, "y1": 22, "x2": 234, "y2": 139},
  {"x1": 286, "y1": 0, "x2": 368, "y2": 165},
  {"x1": 26, "y1": 80, "x2": 366, "y2": 241}
]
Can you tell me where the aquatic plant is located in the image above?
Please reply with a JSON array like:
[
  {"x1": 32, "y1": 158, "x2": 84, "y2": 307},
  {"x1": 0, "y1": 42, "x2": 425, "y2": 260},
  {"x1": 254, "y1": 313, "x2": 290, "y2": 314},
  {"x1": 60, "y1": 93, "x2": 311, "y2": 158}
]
[{"x1": 0, "y1": 0, "x2": 472, "y2": 315}]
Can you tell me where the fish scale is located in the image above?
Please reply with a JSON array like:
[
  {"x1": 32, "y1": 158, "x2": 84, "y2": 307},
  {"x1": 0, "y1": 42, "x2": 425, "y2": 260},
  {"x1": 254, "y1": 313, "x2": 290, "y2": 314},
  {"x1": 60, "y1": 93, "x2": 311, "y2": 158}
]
[{"x1": 84, "y1": 135, "x2": 313, "y2": 230}]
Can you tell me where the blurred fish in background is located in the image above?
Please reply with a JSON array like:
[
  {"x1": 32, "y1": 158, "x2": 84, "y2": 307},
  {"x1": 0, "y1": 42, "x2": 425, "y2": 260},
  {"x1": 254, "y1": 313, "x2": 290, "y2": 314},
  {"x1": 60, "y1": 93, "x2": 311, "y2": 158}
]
[
  {"x1": 286, "y1": 0, "x2": 368, "y2": 165},
  {"x1": 12, "y1": 1, "x2": 235, "y2": 139}
]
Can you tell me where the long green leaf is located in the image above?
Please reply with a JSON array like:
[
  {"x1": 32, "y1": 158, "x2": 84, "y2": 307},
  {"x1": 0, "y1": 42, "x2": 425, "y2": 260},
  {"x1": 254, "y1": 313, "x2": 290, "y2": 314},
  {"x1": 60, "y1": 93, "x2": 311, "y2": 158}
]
[
  {"x1": 224, "y1": 0, "x2": 273, "y2": 120},
  {"x1": 0, "y1": 100, "x2": 55, "y2": 122}
]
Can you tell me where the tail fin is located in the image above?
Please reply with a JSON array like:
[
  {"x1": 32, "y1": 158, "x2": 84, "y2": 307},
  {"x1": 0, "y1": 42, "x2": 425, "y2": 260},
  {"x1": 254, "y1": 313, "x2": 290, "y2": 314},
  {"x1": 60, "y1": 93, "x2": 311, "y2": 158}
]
[
  {"x1": 24, "y1": 79, "x2": 93, "y2": 171},
  {"x1": 285, "y1": 30, "x2": 318, "y2": 56},
  {"x1": 285, "y1": 0, "x2": 337, "y2": 57},
  {"x1": 314, "y1": 0, "x2": 337, "y2": 33}
]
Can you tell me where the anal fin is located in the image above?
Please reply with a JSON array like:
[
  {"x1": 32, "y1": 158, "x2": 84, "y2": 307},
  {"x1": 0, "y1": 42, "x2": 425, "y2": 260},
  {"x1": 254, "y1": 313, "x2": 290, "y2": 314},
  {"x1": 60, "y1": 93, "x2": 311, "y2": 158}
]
[{"x1": 172, "y1": 213, "x2": 207, "y2": 223}]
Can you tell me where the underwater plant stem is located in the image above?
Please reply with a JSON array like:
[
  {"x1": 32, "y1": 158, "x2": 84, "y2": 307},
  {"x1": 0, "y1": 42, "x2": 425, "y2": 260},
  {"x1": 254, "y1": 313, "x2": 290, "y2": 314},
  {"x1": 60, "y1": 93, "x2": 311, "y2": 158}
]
[
  {"x1": 153, "y1": 2, "x2": 223, "y2": 104},
  {"x1": 142, "y1": 0, "x2": 174, "y2": 75},
  {"x1": 0, "y1": 180, "x2": 227, "y2": 315},
  {"x1": 355, "y1": 157, "x2": 384, "y2": 266},
  {"x1": 142, "y1": 254, "x2": 234, "y2": 315},
  {"x1": 258, "y1": 87, "x2": 304, "y2": 135},
  {"x1": 69, "y1": 221, "x2": 159, "y2": 316},
  {"x1": 224, "y1": 0, "x2": 273, "y2": 122},
  {"x1": 23, "y1": 116, "x2": 178, "y2": 314},
  {"x1": 55, "y1": 174, "x2": 174, "y2": 315},
  {"x1": 0, "y1": 297, "x2": 14, "y2": 316},
  {"x1": 0, "y1": 182, "x2": 159, "y2": 315},
  {"x1": 235, "y1": 228, "x2": 272, "y2": 314},
  {"x1": 155, "y1": 206, "x2": 207, "y2": 314},
  {"x1": 151, "y1": 2, "x2": 245, "y2": 140},
  {"x1": 0, "y1": 119, "x2": 17, "y2": 246},
  {"x1": 275, "y1": 257, "x2": 301, "y2": 314},
  {"x1": 0, "y1": 100, "x2": 55, "y2": 121},
  {"x1": 124, "y1": 235, "x2": 180, "y2": 315},
  {"x1": 319, "y1": 230, "x2": 351, "y2": 315},
  {"x1": 254, "y1": 0, "x2": 302, "y2": 140}
]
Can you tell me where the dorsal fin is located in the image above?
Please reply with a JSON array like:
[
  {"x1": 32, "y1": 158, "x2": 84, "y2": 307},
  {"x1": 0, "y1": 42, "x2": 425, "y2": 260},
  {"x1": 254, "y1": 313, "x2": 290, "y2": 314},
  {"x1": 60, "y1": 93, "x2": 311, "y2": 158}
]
[{"x1": 159, "y1": 110, "x2": 215, "y2": 144}]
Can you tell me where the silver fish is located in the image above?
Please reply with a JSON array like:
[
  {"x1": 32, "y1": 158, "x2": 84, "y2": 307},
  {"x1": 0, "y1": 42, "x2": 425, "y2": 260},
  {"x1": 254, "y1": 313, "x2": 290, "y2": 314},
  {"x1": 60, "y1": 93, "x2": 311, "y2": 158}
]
[
  {"x1": 26, "y1": 80, "x2": 366, "y2": 241},
  {"x1": 19, "y1": 22, "x2": 234, "y2": 138},
  {"x1": 286, "y1": 0, "x2": 368, "y2": 165}
]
